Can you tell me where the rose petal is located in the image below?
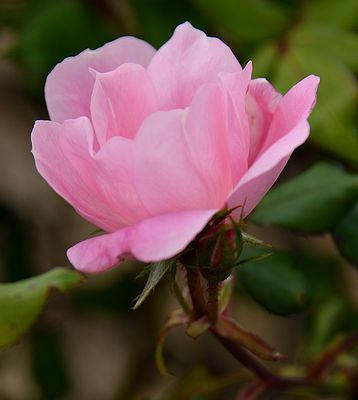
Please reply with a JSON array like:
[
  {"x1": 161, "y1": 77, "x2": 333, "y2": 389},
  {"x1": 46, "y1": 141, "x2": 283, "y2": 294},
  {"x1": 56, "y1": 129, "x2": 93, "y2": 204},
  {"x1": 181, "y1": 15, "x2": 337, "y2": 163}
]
[
  {"x1": 67, "y1": 209, "x2": 217, "y2": 273},
  {"x1": 93, "y1": 137, "x2": 150, "y2": 224},
  {"x1": 219, "y1": 62, "x2": 252, "y2": 183},
  {"x1": 148, "y1": 22, "x2": 240, "y2": 109},
  {"x1": 32, "y1": 118, "x2": 149, "y2": 231},
  {"x1": 90, "y1": 63, "x2": 158, "y2": 146},
  {"x1": 246, "y1": 78, "x2": 282, "y2": 164},
  {"x1": 31, "y1": 118, "x2": 119, "y2": 231},
  {"x1": 134, "y1": 109, "x2": 217, "y2": 214},
  {"x1": 45, "y1": 37, "x2": 155, "y2": 122},
  {"x1": 184, "y1": 83, "x2": 233, "y2": 204},
  {"x1": 227, "y1": 75, "x2": 319, "y2": 217},
  {"x1": 228, "y1": 119, "x2": 310, "y2": 217},
  {"x1": 261, "y1": 75, "x2": 320, "y2": 151}
]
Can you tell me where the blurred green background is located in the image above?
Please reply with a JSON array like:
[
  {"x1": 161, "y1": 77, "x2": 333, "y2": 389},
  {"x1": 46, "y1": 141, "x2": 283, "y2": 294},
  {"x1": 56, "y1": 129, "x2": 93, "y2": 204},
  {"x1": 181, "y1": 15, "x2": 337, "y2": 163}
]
[{"x1": 0, "y1": 0, "x2": 357, "y2": 399}]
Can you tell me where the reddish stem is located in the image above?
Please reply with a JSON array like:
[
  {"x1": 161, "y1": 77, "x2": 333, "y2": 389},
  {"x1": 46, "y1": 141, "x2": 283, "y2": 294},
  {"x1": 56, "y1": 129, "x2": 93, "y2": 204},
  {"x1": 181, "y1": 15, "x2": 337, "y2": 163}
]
[
  {"x1": 309, "y1": 333, "x2": 358, "y2": 382},
  {"x1": 212, "y1": 330, "x2": 312, "y2": 389},
  {"x1": 186, "y1": 268, "x2": 206, "y2": 319}
]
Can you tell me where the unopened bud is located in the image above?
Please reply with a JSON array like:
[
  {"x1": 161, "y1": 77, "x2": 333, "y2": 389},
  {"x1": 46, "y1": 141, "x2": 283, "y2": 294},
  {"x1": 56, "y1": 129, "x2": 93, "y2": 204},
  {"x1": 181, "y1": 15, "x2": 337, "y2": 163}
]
[{"x1": 198, "y1": 224, "x2": 242, "y2": 282}]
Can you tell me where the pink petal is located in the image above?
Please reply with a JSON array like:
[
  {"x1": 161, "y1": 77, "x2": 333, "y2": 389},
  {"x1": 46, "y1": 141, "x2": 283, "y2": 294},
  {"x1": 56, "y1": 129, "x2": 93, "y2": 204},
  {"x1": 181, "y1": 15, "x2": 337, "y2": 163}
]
[
  {"x1": 134, "y1": 109, "x2": 214, "y2": 214},
  {"x1": 227, "y1": 75, "x2": 319, "y2": 217},
  {"x1": 92, "y1": 137, "x2": 150, "y2": 225},
  {"x1": 184, "y1": 83, "x2": 233, "y2": 204},
  {"x1": 67, "y1": 209, "x2": 217, "y2": 273},
  {"x1": 147, "y1": 22, "x2": 240, "y2": 110},
  {"x1": 31, "y1": 118, "x2": 119, "y2": 231},
  {"x1": 90, "y1": 63, "x2": 158, "y2": 146},
  {"x1": 45, "y1": 37, "x2": 156, "y2": 123},
  {"x1": 245, "y1": 78, "x2": 282, "y2": 164},
  {"x1": 60, "y1": 132, "x2": 150, "y2": 227},
  {"x1": 219, "y1": 62, "x2": 252, "y2": 183},
  {"x1": 228, "y1": 119, "x2": 310, "y2": 217},
  {"x1": 260, "y1": 75, "x2": 320, "y2": 151}
]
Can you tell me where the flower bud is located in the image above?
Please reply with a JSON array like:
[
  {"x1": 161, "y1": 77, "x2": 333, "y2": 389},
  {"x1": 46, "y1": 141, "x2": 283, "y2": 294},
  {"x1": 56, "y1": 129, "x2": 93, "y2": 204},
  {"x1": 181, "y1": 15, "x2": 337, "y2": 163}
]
[{"x1": 197, "y1": 224, "x2": 243, "y2": 282}]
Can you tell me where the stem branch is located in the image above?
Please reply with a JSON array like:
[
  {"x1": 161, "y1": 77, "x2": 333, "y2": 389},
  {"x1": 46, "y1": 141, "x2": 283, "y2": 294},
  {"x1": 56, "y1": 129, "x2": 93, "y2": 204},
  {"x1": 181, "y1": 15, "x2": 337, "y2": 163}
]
[
  {"x1": 207, "y1": 281, "x2": 219, "y2": 324},
  {"x1": 211, "y1": 329, "x2": 311, "y2": 388},
  {"x1": 186, "y1": 268, "x2": 206, "y2": 318},
  {"x1": 172, "y1": 280, "x2": 192, "y2": 315}
]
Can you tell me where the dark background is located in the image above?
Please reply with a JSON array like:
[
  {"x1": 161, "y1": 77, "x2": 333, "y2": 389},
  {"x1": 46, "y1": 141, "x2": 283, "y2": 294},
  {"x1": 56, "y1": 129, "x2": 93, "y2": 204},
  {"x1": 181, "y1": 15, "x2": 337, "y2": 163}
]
[{"x1": 0, "y1": 0, "x2": 357, "y2": 399}]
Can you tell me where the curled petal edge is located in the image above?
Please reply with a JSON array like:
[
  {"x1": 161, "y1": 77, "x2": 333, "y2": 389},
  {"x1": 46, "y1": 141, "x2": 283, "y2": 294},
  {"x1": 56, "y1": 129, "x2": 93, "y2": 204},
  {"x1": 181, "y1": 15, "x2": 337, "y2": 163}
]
[{"x1": 67, "y1": 209, "x2": 218, "y2": 273}]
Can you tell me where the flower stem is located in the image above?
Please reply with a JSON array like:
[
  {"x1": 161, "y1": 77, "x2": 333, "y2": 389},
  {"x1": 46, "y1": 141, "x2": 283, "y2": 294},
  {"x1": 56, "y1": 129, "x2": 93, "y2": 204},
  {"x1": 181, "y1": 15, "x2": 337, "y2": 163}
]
[
  {"x1": 211, "y1": 329, "x2": 311, "y2": 388},
  {"x1": 172, "y1": 280, "x2": 192, "y2": 315},
  {"x1": 309, "y1": 332, "x2": 358, "y2": 382},
  {"x1": 207, "y1": 280, "x2": 219, "y2": 324},
  {"x1": 185, "y1": 268, "x2": 206, "y2": 319}
]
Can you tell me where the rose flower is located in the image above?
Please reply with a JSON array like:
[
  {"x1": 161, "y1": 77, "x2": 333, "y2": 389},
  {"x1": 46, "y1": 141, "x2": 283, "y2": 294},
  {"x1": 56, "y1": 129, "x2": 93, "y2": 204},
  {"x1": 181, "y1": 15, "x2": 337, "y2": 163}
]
[{"x1": 31, "y1": 23, "x2": 319, "y2": 273}]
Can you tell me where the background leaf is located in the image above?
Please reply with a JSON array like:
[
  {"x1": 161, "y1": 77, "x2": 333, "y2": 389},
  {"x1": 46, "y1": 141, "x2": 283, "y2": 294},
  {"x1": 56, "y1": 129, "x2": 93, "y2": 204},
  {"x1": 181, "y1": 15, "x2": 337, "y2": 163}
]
[
  {"x1": 270, "y1": 47, "x2": 358, "y2": 165},
  {"x1": 13, "y1": 0, "x2": 114, "y2": 96},
  {"x1": 192, "y1": 0, "x2": 289, "y2": 44},
  {"x1": 251, "y1": 163, "x2": 358, "y2": 233},
  {"x1": 238, "y1": 250, "x2": 311, "y2": 316},
  {"x1": 0, "y1": 268, "x2": 83, "y2": 349},
  {"x1": 332, "y1": 201, "x2": 358, "y2": 267},
  {"x1": 303, "y1": 0, "x2": 358, "y2": 29},
  {"x1": 31, "y1": 327, "x2": 71, "y2": 399}
]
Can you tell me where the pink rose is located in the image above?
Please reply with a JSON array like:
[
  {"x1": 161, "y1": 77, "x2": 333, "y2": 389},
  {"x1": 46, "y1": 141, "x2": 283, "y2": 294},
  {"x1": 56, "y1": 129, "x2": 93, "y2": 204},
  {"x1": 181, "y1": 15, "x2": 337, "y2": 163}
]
[{"x1": 31, "y1": 22, "x2": 319, "y2": 274}]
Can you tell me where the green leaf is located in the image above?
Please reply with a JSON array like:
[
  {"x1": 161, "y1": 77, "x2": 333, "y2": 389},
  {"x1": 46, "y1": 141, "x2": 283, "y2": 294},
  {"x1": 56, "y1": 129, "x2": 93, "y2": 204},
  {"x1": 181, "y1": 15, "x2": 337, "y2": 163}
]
[
  {"x1": 271, "y1": 44, "x2": 358, "y2": 165},
  {"x1": 293, "y1": 48, "x2": 358, "y2": 165},
  {"x1": 132, "y1": 0, "x2": 203, "y2": 49},
  {"x1": 292, "y1": 24, "x2": 358, "y2": 71},
  {"x1": 251, "y1": 42, "x2": 279, "y2": 78},
  {"x1": 0, "y1": 268, "x2": 83, "y2": 349},
  {"x1": 238, "y1": 251, "x2": 311, "y2": 316},
  {"x1": 14, "y1": 0, "x2": 113, "y2": 95},
  {"x1": 251, "y1": 163, "x2": 358, "y2": 233},
  {"x1": 31, "y1": 328, "x2": 71, "y2": 399},
  {"x1": 133, "y1": 259, "x2": 175, "y2": 309},
  {"x1": 305, "y1": 298, "x2": 346, "y2": 356},
  {"x1": 192, "y1": 0, "x2": 288, "y2": 43},
  {"x1": 332, "y1": 202, "x2": 358, "y2": 267},
  {"x1": 303, "y1": 0, "x2": 358, "y2": 30}
]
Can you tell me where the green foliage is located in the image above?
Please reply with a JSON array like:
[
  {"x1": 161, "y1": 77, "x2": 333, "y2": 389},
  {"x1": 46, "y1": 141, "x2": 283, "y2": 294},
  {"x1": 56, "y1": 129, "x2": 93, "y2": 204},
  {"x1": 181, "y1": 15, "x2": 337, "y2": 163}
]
[
  {"x1": 1, "y1": 0, "x2": 358, "y2": 396},
  {"x1": 0, "y1": 268, "x2": 83, "y2": 349},
  {"x1": 286, "y1": 45, "x2": 358, "y2": 164},
  {"x1": 13, "y1": 0, "x2": 114, "y2": 96},
  {"x1": 238, "y1": 250, "x2": 311, "y2": 316},
  {"x1": 249, "y1": 0, "x2": 358, "y2": 165},
  {"x1": 305, "y1": 297, "x2": 346, "y2": 356},
  {"x1": 132, "y1": 0, "x2": 204, "y2": 48},
  {"x1": 303, "y1": 0, "x2": 358, "y2": 29},
  {"x1": 252, "y1": 163, "x2": 358, "y2": 233},
  {"x1": 133, "y1": 259, "x2": 176, "y2": 309},
  {"x1": 31, "y1": 328, "x2": 71, "y2": 399},
  {"x1": 333, "y1": 202, "x2": 358, "y2": 267},
  {"x1": 192, "y1": 0, "x2": 289, "y2": 43}
]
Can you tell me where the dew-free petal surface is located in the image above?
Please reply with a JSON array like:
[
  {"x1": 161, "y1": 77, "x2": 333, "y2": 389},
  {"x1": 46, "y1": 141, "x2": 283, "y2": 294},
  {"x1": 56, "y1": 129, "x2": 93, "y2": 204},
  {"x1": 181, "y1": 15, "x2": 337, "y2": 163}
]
[
  {"x1": 228, "y1": 119, "x2": 311, "y2": 217},
  {"x1": 46, "y1": 37, "x2": 156, "y2": 122},
  {"x1": 90, "y1": 63, "x2": 158, "y2": 146},
  {"x1": 148, "y1": 22, "x2": 240, "y2": 110},
  {"x1": 134, "y1": 109, "x2": 219, "y2": 214},
  {"x1": 31, "y1": 118, "x2": 119, "y2": 231},
  {"x1": 67, "y1": 209, "x2": 217, "y2": 273}
]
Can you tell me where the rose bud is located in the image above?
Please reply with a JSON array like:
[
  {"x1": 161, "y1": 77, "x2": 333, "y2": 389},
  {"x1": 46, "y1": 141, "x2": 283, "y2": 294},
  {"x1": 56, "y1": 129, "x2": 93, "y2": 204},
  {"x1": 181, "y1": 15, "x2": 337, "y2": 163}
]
[{"x1": 197, "y1": 225, "x2": 243, "y2": 282}]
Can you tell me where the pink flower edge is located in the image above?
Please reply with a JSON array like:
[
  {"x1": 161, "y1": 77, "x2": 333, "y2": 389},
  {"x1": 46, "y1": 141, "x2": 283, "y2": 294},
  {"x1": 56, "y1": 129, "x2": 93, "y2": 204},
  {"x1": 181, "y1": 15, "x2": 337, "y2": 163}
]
[{"x1": 67, "y1": 209, "x2": 217, "y2": 273}]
